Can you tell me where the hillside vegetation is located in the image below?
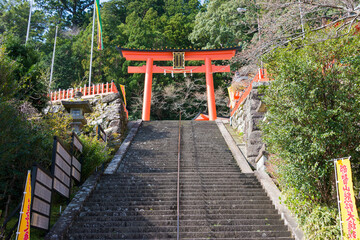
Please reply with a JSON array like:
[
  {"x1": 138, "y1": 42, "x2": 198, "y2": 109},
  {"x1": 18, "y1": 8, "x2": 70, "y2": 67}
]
[{"x1": 1, "y1": 0, "x2": 360, "y2": 239}]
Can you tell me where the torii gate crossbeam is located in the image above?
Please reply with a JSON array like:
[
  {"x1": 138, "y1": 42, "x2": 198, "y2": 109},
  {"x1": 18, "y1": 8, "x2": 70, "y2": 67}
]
[{"x1": 118, "y1": 47, "x2": 240, "y2": 121}]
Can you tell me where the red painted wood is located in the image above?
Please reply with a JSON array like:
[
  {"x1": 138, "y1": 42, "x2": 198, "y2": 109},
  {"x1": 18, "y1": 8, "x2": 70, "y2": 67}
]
[
  {"x1": 128, "y1": 65, "x2": 230, "y2": 73},
  {"x1": 205, "y1": 57, "x2": 217, "y2": 120},
  {"x1": 121, "y1": 49, "x2": 236, "y2": 61}
]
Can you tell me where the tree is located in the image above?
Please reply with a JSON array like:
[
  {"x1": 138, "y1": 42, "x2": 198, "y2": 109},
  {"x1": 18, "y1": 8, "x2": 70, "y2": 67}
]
[
  {"x1": 189, "y1": 0, "x2": 257, "y2": 48},
  {"x1": 0, "y1": 45, "x2": 18, "y2": 101},
  {"x1": 34, "y1": 0, "x2": 93, "y2": 27},
  {"x1": 234, "y1": 0, "x2": 360, "y2": 74},
  {"x1": 2, "y1": 35, "x2": 48, "y2": 109},
  {"x1": 0, "y1": 0, "x2": 46, "y2": 43},
  {"x1": 0, "y1": 102, "x2": 53, "y2": 221},
  {"x1": 261, "y1": 30, "x2": 360, "y2": 205}
]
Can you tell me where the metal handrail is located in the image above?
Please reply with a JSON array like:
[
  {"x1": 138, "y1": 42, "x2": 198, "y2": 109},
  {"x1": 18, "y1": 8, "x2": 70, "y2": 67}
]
[{"x1": 177, "y1": 112, "x2": 182, "y2": 240}]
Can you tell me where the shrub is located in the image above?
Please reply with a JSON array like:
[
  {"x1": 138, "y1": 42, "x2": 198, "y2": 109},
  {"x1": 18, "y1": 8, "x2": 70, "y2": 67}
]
[
  {"x1": 282, "y1": 189, "x2": 340, "y2": 239},
  {"x1": 0, "y1": 101, "x2": 52, "y2": 219},
  {"x1": 78, "y1": 135, "x2": 112, "y2": 180},
  {"x1": 261, "y1": 31, "x2": 360, "y2": 204}
]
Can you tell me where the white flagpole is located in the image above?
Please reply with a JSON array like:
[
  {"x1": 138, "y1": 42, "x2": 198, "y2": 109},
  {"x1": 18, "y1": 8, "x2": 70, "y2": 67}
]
[
  {"x1": 88, "y1": 0, "x2": 96, "y2": 87},
  {"x1": 49, "y1": 26, "x2": 58, "y2": 91},
  {"x1": 298, "y1": 0, "x2": 305, "y2": 38},
  {"x1": 25, "y1": 0, "x2": 33, "y2": 44}
]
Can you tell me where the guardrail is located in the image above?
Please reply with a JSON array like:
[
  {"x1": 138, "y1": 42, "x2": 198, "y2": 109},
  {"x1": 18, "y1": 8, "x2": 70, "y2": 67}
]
[
  {"x1": 49, "y1": 82, "x2": 118, "y2": 102},
  {"x1": 230, "y1": 69, "x2": 270, "y2": 117}
]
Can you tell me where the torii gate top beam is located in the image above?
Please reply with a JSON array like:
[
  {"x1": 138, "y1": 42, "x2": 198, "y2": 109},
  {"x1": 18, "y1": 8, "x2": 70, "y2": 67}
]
[{"x1": 117, "y1": 47, "x2": 241, "y2": 61}]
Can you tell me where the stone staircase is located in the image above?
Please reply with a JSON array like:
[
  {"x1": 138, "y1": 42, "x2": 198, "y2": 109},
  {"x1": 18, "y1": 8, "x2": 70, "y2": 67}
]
[{"x1": 66, "y1": 121, "x2": 294, "y2": 239}]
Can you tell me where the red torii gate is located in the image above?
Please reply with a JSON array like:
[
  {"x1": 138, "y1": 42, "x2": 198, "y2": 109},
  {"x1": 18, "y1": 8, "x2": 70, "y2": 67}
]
[{"x1": 118, "y1": 47, "x2": 240, "y2": 121}]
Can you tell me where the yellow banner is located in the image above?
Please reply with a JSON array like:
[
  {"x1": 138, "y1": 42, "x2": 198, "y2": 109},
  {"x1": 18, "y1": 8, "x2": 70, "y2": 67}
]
[
  {"x1": 16, "y1": 170, "x2": 31, "y2": 240},
  {"x1": 228, "y1": 86, "x2": 235, "y2": 108},
  {"x1": 336, "y1": 159, "x2": 360, "y2": 239},
  {"x1": 120, "y1": 84, "x2": 126, "y2": 106}
]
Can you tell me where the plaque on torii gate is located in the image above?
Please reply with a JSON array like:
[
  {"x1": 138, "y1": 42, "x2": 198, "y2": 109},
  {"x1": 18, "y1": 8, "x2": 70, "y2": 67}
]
[{"x1": 118, "y1": 47, "x2": 240, "y2": 121}]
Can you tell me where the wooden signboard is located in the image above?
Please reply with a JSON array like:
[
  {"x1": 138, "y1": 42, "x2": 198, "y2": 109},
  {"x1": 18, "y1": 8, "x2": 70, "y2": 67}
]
[
  {"x1": 72, "y1": 132, "x2": 83, "y2": 153},
  {"x1": 173, "y1": 52, "x2": 185, "y2": 69},
  {"x1": 71, "y1": 132, "x2": 83, "y2": 182},
  {"x1": 97, "y1": 125, "x2": 107, "y2": 142},
  {"x1": 71, "y1": 156, "x2": 81, "y2": 182},
  {"x1": 51, "y1": 137, "x2": 71, "y2": 198},
  {"x1": 31, "y1": 165, "x2": 53, "y2": 230}
]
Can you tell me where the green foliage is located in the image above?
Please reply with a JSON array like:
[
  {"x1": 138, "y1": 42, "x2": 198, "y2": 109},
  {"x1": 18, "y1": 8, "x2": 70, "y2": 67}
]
[
  {"x1": 0, "y1": 101, "x2": 53, "y2": 217},
  {"x1": 0, "y1": 46, "x2": 18, "y2": 100},
  {"x1": 42, "y1": 112, "x2": 73, "y2": 143},
  {"x1": 189, "y1": 0, "x2": 256, "y2": 48},
  {"x1": 0, "y1": 0, "x2": 46, "y2": 43},
  {"x1": 79, "y1": 135, "x2": 111, "y2": 180},
  {"x1": 1, "y1": 35, "x2": 49, "y2": 110},
  {"x1": 282, "y1": 188, "x2": 340, "y2": 239},
  {"x1": 261, "y1": 30, "x2": 360, "y2": 204},
  {"x1": 34, "y1": 0, "x2": 93, "y2": 27}
]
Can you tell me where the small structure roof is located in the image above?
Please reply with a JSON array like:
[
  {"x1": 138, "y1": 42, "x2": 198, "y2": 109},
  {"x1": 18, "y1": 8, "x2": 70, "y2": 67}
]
[{"x1": 61, "y1": 100, "x2": 93, "y2": 113}]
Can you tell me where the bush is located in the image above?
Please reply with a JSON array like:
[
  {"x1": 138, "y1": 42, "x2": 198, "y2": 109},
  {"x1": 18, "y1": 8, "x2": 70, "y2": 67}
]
[
  {"x1": 281, "y1": 188, "x2": 340, "y2": 239},
  {"x1": 78, "y1": 135, "x2": 112, "y2": 180},
  {"x1": 261, "y1": 30, "x2": 360, "y2": 204},
  {"x1": 261, "y1": 29, "x2": 360, "y2": 239},
  {"x1": 0, "y1": 101, "x2": 52, "y2": 219}
]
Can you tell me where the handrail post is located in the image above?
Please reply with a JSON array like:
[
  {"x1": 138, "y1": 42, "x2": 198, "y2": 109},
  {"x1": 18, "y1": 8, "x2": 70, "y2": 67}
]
[{"x1": 177, "y1": 112, "x2": 181, "y2": 240}]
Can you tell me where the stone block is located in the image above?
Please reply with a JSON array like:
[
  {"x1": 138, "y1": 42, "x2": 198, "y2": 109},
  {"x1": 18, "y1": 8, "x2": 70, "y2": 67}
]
[
  {"x1": 252, "y1": 81, "x2": 270, "y2": 88},
  {"x1": 108, "y1": 120, "x2": 120, "y2": 128},
  {"x1": 246, "y1": 143, "x2": 263, "y2": 157},
  {"x1": 249, "y1": 89, "x2": 260, "y2": 100},
  {"x1": 101, "y1": 93, "x2": 120, "y2": 103},
  {"x1": 249, "y1": 116, "x2": 264, "y2": 131},
  {"x1": 250, "y1": 99, "x2": 261, "y2": 111},
  {"x1": 248, "y1": 131, "x2": 262, "y2": 145},
  {"x1": 256, "y1": 155, "x2": 267, "y2": 171}
]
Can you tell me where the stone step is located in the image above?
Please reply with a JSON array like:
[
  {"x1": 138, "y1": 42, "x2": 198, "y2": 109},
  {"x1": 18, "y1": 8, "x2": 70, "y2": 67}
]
[
  {"x1": 72, "y1": 218, "x2": 287, "y2": 227},
  {"x1": 81, "y1": 205, "x2": 276, "y2": 213},
  {"x1": 82, "y1": 208, "x2": 279, "y2": 216},
  {"x1": 69, "y1": 225, "x2": 290, "y2": 234},
  {"x1": 83, "y1": 199, "x2": 274, "y2": 207},
  {"x1": 94, "y1": 184, "x2": 263, "y2": 190},
  {"x1": 68, "y1": 230, "x2": 292, "y2": 239},
  {"x1": 87, "y1": 195, "x2": 271, "y2": 202}
]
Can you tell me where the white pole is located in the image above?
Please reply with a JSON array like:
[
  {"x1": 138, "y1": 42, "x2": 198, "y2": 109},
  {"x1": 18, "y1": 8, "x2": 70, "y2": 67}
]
[
  {"x1": 25, "y1": 0, "x2": 33, "y2": 44},
  {"x1": 49, "y1": 26, "x2": 58, "y2": 91},
  {"x1": 298, "y1": 0, "x2": 305, "y2": 38},
  {"x1": 88, "y1": 0, "x2": 96, "y2": 87}
]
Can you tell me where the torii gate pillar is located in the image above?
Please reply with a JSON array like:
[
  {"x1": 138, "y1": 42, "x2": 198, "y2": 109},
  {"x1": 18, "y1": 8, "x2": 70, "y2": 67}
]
[
  {"x1": 205, "y1": 57, "x2": 217, "y2": 121},
  {"x1": 142, "y1": 58, "x2": 153, "y2": 121}
]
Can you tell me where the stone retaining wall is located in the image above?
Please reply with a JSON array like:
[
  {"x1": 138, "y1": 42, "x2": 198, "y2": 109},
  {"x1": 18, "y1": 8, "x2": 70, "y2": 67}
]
[
  {"x1": 44, "y1": 93, "x2": 127, "y2": 139},
  {"x1": 230, "y1": 82, "x2": 269, "y2": 166}
]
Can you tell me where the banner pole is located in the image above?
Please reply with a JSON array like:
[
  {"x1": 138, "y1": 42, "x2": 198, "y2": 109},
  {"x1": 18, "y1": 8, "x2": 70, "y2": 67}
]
[
  {"x1": 49, "y1": 25, "x2": 58, "y2": 92},
  {"x1": 15, "y1": 170, "x2": 31, "y2": 240},
  {"x1": 88, "y1": 0, "x2": 96, "y2": 88},
  {"x1": 25, "y1": 0, "x2": 33, "y2": 44},
  {"x1": 333, "y1": 159, "x2": 343, "y2": 240}
]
